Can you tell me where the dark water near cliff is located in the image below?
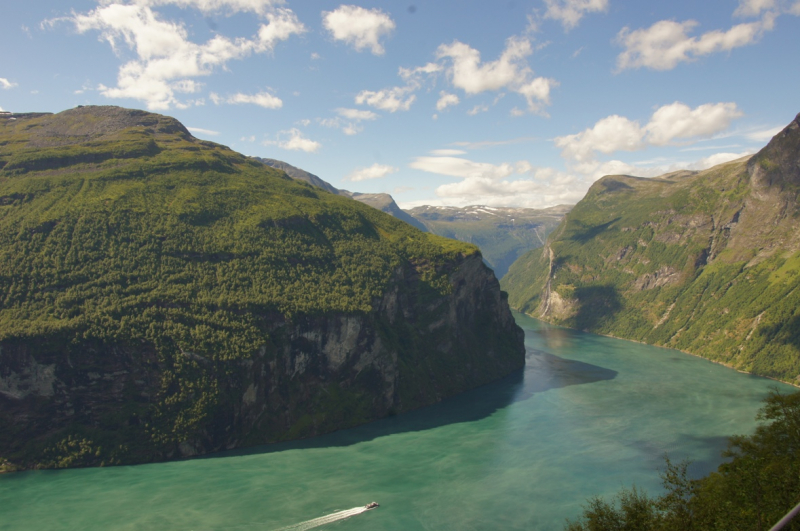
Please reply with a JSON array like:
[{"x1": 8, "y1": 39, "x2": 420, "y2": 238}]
[{"x1": 1, "y1": 313, "x2": 795, "y2": 530}]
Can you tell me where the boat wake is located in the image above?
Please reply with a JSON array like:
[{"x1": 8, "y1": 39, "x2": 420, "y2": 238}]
[{"x1": 274, "y1": 507, "x2": 369, "y2": 531}]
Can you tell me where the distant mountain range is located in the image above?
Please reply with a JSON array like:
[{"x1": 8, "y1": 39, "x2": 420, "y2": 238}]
[
  {"x1": 253, "y1": 157, "x2": 570, "y2": 278},
  {"x1": 407, "y1": 204, "x2": 571, "y2": 279},
  {"x1": 502, "y1": 112, "x2": 800, "y2": 384}
]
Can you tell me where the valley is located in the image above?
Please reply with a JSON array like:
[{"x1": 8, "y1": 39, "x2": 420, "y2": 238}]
[{"x1": 502, "y1": 113, "x2": 800, "y2": 385}]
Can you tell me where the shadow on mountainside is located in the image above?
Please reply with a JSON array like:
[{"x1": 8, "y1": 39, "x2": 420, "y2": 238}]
[
  {"x1": 569, "y1": 217, "x2": 621, "y2": 243},
  {"x1": 570, "y1": 285, "x2": 623, "y2": 331},
  {"x1": 200, "y1": 348, "x2": 617, "y2": 459},
  {"x1": 756, "y1": 313, "x2": 800, "y2": 351}
]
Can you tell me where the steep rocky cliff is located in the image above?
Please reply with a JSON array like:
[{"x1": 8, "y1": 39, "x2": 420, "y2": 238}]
[
  {"x1": 0, "y1": 106, "x2": 524, "y2": 471},
  {"x1": 502, "y1": 112, "x2": 800, "y2": 383}
]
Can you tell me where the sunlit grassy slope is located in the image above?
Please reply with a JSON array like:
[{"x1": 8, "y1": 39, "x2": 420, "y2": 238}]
[{"x1": 502, "y1": 113, "x2": 800, "y2": 383}]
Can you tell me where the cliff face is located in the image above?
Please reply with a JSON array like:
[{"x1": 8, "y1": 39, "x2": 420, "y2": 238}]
[
  {"x1": 0, "y1": 107, "x2": 524, "y2": 471},
  {"x1": 1, "y1": 252, "x2": 522, "y2": 469},
  {"x1": 502, "y1": 113, "x2": 800, "y2": 384}
]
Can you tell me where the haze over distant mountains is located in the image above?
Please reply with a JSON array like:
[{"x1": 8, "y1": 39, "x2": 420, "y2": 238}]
[{"x1": 407, "y1": 204, "x2": 571, "y2": 279}]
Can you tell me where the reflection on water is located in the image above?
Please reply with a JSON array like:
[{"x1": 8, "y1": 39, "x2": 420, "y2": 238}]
[{"x1": 0, "y1": 313, "x2": 795, "y2": 531}]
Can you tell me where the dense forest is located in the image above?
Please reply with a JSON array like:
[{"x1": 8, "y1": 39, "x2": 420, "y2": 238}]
[{"x1": 0, "y1": 106, "x2": 525, "y2": 471}]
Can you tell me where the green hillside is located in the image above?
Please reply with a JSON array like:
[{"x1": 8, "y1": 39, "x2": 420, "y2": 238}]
[
  {"x1": 407, "y1": 204, "x2": 570, "y2": 279},
  {"x1": 0, "y1": 106, "x2": 524, "y2": 471},
  {"x1": 503, "y1": 113, "x2": 800, "y2": 384}
]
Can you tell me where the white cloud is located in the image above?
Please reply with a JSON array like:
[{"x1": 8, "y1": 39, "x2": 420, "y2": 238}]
[
  {"x1": 342, "y1": 124, "x2": 361, "y2": 135},
  {"x1": 322, "y1": 5, "x2": 395, "y2": 55},
  {"x1": 110, "y1": 0, "x2": 284, "y2": 17},
  {"x1": 516, "y1": 77, "x2": 558, "y2": 112},
  {"x1": 680, "y1": 143, "x2": 743, "y2": 152},
  {"x1": 53, "y1": 3, "x2": 304, "y2": 109},
  {"x1": 355, "y1": 62, "x2": 441, "y2": 114},
  {"x1": 734, "y1": 0, "x2": 777, "y2": 17},
  {"x1": 686, "y1": 151, "x2": 753, "y2": 170},
  {"x1": 336, "y1": 107, "x2": 378, "y2": 121},
  {"x1": 556, "y1": 115, "x2": 646, "y2": 162},
  {"x1": 410, "y1": 156, "x2": 516, "y2": 180},
  {"x1": 430, "y1": 149, "x2": 467, "y2": 156},
  {"x1": 451, "y1": 137, "x2": 538, "y2": 149},
  {"x1": 355, "y1": 86, "x2": 415, "y2": 112},
  {"x1": 436, "y1": 91, "x2": 460, "y2": 111},
  {"x1": 731, "y1": 0, "x2": 800, "y2": 17},
  {"x1": 187, "y1": 126, "x2": 220, "y2": 136},
  {"x1": 211, "y1": 90, "x2": 282, "y2": 108},
  {"x1": 616, "y1": 14, "x2": 776, "y2": 71},
  {"x1": 746, "y1": 125, "x2": 783, "y2": 142},
  {"x1": 0, "y1": 78, "x2": 18, "y2": 89},
  {"x1": 645, "y1": 102, "x2": 743, "y2": 145},
  {"x1": 264, "y1": 128, "x2": 321, "y2": 152},
  {"x1": 345, "y1": 163, "x2": 398, "y2": 181},
  {"x1": 555, "y1": 102, "x2": 743, "y2": 163},
  {"x1": 320, "y1": 107, "x2": 378, "y2": 136},
  {"x1": 543, "y1": 0, "x2": 609, "y2": 30},
  {"x1": 399, "y1": 62, "x2": 442, "y2": 81},
  {"x1": 467, "y1": 104, "x2": 489, "y2": 116},
  {"x1": 407, "y1": 154, "x2": 584, "y2": 208},
  {"x1": 355, "y1": 37, "x2": 555, "y2": 116},
  {"x1": 436, "y1": 37, "x2": 557, "y2": 112},
  {"x1": 437, "y1": 37, "x2": 530, "y2": 94},
  {"x1": 414, "y1": 146, "x2": 756, "y2": 209}
]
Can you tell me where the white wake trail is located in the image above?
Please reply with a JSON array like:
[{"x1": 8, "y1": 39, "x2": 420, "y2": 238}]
[{"x1": 274, "y1": 507, "x2": 369, "y2": 531}]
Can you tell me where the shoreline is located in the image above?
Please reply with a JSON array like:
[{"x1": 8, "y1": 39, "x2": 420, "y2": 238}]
[{"x1": 516, "y1": 310, "x2": 800, "y2": 390}]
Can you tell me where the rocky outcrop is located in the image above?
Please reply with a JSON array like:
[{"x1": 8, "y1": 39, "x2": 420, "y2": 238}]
[{"x1": 0, "y1": 253, "x2": 524, "y2": 469}]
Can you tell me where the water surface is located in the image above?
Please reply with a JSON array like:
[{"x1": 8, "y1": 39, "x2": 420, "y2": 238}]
[{"x1": 1, "y1": 313, "x2": 795, "y2": 530}]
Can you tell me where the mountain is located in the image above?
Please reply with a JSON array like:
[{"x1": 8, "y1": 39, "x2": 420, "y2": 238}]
[
  {"x1": 0, "y1": 106, "x2": 525, "y2": 472},
  {"x1": 407, "y1": 204, "x2": 571, "y2": 279},
  {"x1": 502, "y1": 112, "x2": 800, "y2": 384},
  {"x1": 346, "y1": 192, "x2": 429, "y2": 232},
  {"x1": 248, "y1": 158, "x2": 569, "y2": 278},
  {"x1": 252, "y1": 157, "x2": 428, "y2": 232},
  {"x1": 252, "y1": 157, "x2": 341, "y2": 195}
]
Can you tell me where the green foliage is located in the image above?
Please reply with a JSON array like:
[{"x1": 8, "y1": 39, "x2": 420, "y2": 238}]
[
  {"x1": 0, "y1": 108, "x2": 479, "y2": 468},
  {"x1": 565, "y1": 391, "x2": 800, "y2": 531},
  {"x1": 503, "y1": 156, "x2": 800, "y2": 383}
]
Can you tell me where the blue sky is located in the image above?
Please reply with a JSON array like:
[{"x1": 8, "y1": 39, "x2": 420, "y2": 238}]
[{"x1": 2, "y1": 0, "x2": 798, "y2": 208}]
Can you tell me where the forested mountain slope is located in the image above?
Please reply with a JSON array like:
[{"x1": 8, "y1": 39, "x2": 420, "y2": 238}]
[
  {"x1": 0, "y1": 106, "x2": 524, "y2": 471},
  {"x1": 502, "y1": 113, "x2": 800, "y2": 383}
]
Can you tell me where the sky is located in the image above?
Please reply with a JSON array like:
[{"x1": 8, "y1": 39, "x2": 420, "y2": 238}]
[{"x1": 1, "y1": 0, "x2": 799, "y2": 209}]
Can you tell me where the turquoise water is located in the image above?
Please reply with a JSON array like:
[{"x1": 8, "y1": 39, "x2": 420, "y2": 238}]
[{"x1": 1, "y1": 313, "x2": 795, "y2": 530}]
